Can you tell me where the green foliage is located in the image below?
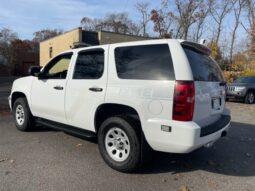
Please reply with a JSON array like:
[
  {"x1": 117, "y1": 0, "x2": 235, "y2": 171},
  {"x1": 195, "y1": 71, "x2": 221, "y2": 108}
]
[
  {"x1": 207, "y1": 41, "x2": 222, "y2": 61},
  {"x1": 241, "y1": 69, "x2": 255, "y2": 76},
  {"x1": 223, "y1": 71, "x2": 240, "y2": 82}
]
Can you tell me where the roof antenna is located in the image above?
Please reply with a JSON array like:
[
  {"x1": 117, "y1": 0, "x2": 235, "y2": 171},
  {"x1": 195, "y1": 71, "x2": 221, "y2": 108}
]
[{"x1": 199, "y1": 39, "x2": 206, "y2": 45}]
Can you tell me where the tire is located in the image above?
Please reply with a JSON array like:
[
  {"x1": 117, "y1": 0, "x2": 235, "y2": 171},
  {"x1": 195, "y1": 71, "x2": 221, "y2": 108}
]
[
  {"x1": 13, "y1": 97, "x2": 35, "y2": 131},
  {"x1": 244, "y1": 92, "x2": 255, "y2": 104},
  {"x1": 98, "y1": 116, "x2": 141, "y2": 172}
]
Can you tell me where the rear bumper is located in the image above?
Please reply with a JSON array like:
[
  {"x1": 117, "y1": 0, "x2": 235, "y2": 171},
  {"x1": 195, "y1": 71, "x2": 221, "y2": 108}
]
[
  {"x1": 200, "y1": 115, "x2": 230, "y2": 137},
  {"x1": 142, "y1": 114, "x2": 231, "y2": 153}
]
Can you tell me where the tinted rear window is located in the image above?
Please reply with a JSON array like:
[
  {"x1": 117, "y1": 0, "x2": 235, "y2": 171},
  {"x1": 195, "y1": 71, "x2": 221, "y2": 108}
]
[
  {"x1": 183, "y1": 46, "x2": 224, "y2": 82},
  {"x1": 73, "y1": 49, "x2": 104, "y2": 79},
  {"x1": 114, "y1": 44, "x2": 175, "y2": 80}
]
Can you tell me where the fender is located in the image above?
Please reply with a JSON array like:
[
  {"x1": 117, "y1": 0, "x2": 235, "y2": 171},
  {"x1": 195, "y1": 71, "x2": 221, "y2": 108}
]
[{"x1": 10, "y1": 76, "x2": 34, "y2": 114}]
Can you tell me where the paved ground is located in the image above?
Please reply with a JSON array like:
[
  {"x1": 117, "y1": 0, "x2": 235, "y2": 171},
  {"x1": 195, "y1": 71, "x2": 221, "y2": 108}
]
[{"x1": 0, "y1": 78, "x2": 255, "y2": 191}]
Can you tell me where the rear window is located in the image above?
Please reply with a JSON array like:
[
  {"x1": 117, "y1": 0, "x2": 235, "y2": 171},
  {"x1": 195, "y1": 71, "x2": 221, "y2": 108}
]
[
  {"x1": 183, "y1": 46, "x2": 224, "y2": 82},
  {"x1": 114, "y1": 44, "x2": 175, "y2": 80}
]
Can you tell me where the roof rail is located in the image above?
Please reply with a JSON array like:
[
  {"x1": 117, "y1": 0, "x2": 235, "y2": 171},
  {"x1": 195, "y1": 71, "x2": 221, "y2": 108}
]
[{"x1": 72, "y1": 42, "x2": 92, "y2": 49}]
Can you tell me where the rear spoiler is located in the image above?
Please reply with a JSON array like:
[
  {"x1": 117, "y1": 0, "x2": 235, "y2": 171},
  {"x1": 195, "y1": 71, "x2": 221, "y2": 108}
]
[{"x1": 181, "y1": 41, "x2": 211, "y2": 56}]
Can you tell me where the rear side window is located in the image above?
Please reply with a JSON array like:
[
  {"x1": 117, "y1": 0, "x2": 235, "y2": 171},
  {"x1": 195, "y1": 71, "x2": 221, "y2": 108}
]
[
  {"x1": 114, "y1": 44, "x2": 175, "y2": 80},
  {"x1": 183, "y1": 46, "x2": 224, "y2": 82},
  {"x1": 73, "y1": 49, "x2": 104, "y2": 79}
]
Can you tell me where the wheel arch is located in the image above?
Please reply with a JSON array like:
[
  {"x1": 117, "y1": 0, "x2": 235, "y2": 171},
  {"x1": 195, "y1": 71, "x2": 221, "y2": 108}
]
[
  {"x1": 247, "y1": 88, "x2": 255, "y2": 93},
  {"x1": 94, "y1": 103, "x2": 142, "y2": 133},
  {"x1": 11, "y1": 92, "x2": 27, "y2": 109}
]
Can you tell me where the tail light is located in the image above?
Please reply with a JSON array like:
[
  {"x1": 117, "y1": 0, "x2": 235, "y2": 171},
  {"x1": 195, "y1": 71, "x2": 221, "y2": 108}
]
[{"x1": 172, "y1": 81, "x2": 195, "y2": 121}]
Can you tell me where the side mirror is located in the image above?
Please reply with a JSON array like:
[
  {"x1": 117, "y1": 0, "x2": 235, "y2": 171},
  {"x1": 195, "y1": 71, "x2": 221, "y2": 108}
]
[{"x1": 28, "y1": 66, "x2": 42, "y2": 77}]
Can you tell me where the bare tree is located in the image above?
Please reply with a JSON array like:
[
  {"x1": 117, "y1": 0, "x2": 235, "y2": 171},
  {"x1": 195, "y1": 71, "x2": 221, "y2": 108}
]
[
  {"x1": 173, "y1": 0, "x2": 205, "y2": 39},
  {"x1": 81, "y1": 13, "x2": 139, "y2": 35},
  {"x1": 81, "y1": 17, "x2": 101, "y2": 31},
  {"x1": 241, "y1": 0, "x2": 255, "y2": 59},
  {"x1": 0, "y1": 28, "x2": 18, "y2": 68},
  {"x1": 229, "y1": 0, "x2": 246, "y2": 63},
  {"x1": 32, "y1": 29, "x2": 63, "y2": 42},
  {"x1": 210, "y1": 0, "x2": 233, "y2": 45},
  {"x1": 135, "y1": 2, "x2": 150, "y2": 36},
  {"x1": 246, "y1": 0, "x2": 255, "y2": 28},
  {"x1": 151, "y1": 0, "x2": 206, "y2": 39},
  {"x1": 150, "y1": 1, "x2": 174, "y2": 38},
  {"x1": 192, "y1": 0, "x2": 213, "y2": 41}
]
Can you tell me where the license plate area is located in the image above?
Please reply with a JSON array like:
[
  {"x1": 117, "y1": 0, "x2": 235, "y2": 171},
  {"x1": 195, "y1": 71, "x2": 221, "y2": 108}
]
[{"x1": 211, "y1": 97, "x2": 221, "y2": 110}]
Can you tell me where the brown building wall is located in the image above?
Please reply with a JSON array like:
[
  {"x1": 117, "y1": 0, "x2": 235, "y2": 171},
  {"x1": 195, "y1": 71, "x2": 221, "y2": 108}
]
[
  {"x1": 40, "y1": 29, "x2": 151, "y2": 66},
  {"x1": 39, "y1": 28, "x2": 82, "y2": 66}
]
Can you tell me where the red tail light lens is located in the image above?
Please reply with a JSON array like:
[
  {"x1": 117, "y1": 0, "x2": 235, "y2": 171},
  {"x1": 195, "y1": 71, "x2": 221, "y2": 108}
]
[{"x1": 172, "y1": 81, "x2": 195, "y2": 121}]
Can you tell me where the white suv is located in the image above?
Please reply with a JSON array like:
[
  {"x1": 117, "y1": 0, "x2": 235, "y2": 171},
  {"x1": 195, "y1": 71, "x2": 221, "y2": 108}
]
[{"x1": 9, "y1": 39, "x2": 231, "y2": 172}]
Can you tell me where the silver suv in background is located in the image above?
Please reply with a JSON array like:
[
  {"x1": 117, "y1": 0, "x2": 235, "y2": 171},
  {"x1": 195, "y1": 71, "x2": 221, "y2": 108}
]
[{"x1": 227, "y1": 75, "x2": 255, "y2": 104}]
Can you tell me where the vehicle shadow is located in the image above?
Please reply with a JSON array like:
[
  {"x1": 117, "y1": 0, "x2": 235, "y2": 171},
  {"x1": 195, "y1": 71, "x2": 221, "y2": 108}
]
[
  {"x1": 227, "y1": 99, "x2": 254, "y2": 104},
  {"x1": 139, "y1": 121, "x2": 255, "y2": 177}
]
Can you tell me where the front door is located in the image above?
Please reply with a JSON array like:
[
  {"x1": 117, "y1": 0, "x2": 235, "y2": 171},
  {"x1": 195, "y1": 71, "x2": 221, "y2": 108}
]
[{"x1": 30, "y1": 52, "x2": 73, "y2": 123}]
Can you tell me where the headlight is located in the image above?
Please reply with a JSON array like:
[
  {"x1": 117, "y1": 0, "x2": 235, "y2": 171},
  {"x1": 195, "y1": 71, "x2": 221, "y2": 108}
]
[{"x1": 235, "y1": 87, "x2": 246, "y2": 91}]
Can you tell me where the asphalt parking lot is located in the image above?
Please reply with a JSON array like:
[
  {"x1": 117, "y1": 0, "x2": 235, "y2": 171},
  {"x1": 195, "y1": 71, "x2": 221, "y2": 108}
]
[{"x1": 0, "y1": 78, "x2": 255, "y2": 191}]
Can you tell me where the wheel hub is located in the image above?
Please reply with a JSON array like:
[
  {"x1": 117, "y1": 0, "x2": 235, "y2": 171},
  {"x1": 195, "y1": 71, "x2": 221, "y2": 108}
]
[
  {"x1": 16, "y1": 105, "x2": 25, "y2": 126},
  {"x1": 114, "y1": 138, "x2": 125, "y2": 150},
  {"x1": 249, "y1": 94, "x2": 254, "y2": 103},
  {"x1": 105, "y1": 127, "x2": 130, "y2": 162}
]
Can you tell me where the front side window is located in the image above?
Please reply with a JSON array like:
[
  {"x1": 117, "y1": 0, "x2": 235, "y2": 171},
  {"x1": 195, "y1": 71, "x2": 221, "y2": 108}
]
[
  {"x1": 114, "y1": 44, "x2": 175, "y2": 80},
  {"x1": 73, "y1": 49, "x2": 104, "y2": 79},
  {"x1": 42, "y1": 53, "x2": 73, "y2": 79}
]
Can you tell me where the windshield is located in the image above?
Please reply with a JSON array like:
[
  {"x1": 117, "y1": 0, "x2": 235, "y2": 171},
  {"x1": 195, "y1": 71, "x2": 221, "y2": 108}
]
[{"x1": 234, "y1": 76, "x2": 255, "y2": 83}]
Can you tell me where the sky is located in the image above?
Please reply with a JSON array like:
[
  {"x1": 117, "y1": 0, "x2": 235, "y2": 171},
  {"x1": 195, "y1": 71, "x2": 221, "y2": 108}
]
[
  {"x1": 0, "y1": 0, "x2": 157, "y2": 40},
  {"x1": 0, "y1": 0, "x2": 246, "y2": 51}
]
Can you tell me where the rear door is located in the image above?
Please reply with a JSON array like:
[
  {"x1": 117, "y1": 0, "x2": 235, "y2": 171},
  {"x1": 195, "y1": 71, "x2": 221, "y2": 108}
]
[
  {"x1": 65, "y1": 47, "x2": 107, "y2": 132},
  {"x1": 182, "y1": 43, "x2": 226, "y2": 127}
]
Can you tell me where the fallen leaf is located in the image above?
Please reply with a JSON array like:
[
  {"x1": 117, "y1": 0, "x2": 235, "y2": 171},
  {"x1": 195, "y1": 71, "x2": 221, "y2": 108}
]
[
  {"x1": 175, "y1": 173, "x2": 184, "y2": 178},
  {"x1": 0, "y1": 158, "x2": 7, "y2": 162},
  {"x1": 179, "y1": 185, "x2": 189, "y2": 191},
  {"x1": 162, "y1": 178, "x2": 167, "y2": 183},
  {"x1": 207, "y1": 180, "x2": 219, "y2": 189}
]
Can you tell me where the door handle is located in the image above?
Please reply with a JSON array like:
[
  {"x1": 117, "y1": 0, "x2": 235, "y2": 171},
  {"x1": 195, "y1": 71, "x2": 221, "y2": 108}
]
[
  {"x1": 54, "y1": 86, "x2": 64, "y2": 90},
  {"x1": 89, "y1": 87, "x2": 103, "y2": 92}
]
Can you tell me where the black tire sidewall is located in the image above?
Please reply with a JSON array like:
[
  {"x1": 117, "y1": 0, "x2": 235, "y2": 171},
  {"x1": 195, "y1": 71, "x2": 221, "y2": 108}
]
[
  {"x1": 13, "y1": 98, "x2": 32, "y2": 131},
  {"x1": 98, "y1": 117, "x2": 140, "y2": 172},
  {"x1": 245, "y1": 92, "x2": 254, "y2": 104}
]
